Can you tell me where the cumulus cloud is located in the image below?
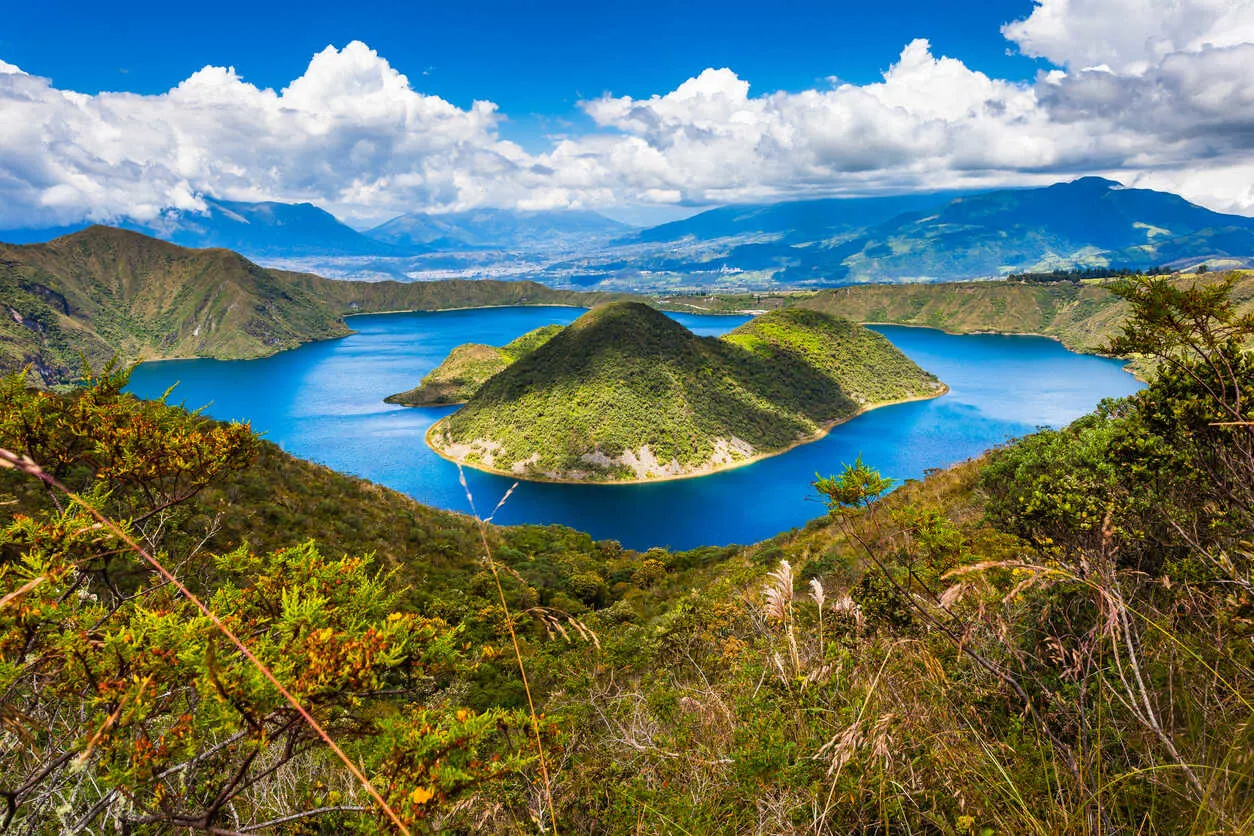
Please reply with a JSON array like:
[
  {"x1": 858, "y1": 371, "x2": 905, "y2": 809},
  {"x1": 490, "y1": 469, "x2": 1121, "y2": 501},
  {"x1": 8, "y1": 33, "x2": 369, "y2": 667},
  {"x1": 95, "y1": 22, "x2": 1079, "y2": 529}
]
[
  {"x1": 1000, "y1": 0, "x2": 1254, "y2": 211},
  {"x1": 4, "y1": 1, "x2": 1254, "y2": 227},
  {"x1": 1004, "y1": 0, "x2": 1254, "y2": 73},
  {"x1": 572, "y1": 40, "x2": 1094, "y2": 205},
  {"x1": 0, "y1": 42, "x2": 535, "y2": 227}
]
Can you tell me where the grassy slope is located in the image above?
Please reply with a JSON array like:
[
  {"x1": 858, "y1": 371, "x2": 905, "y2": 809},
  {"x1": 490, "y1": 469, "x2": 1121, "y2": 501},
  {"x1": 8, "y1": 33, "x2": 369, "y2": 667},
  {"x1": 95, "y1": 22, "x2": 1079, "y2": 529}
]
[
  {"x1": 796, "y1": 272, "x2": 1254, "y2": 352},
  {"x1": 0, "y1": 229, "x2": 349, "y2": 383},
  {"x1": 431, "y1": 302, "x2": 941, "y2": 481},
  {"x1": 385, "y1": 324, "x2": 563, "y2": 406},
  {"x1": 0, "y1": 227, "x2": 623, "y2": 385},
  {"x1": 667, "y1": 272, "x2": 1254, "y2": 360}
]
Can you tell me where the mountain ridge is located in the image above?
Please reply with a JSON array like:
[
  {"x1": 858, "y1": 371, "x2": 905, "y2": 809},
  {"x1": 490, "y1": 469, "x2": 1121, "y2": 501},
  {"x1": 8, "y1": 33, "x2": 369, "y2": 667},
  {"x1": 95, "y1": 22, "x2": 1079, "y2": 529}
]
[
  {"x1": 542, "y1": 178, "x2": 1254, "y2": 288},
  {"x1": 367, "y1": 207, "x2": 630, "y2": 251},
  {"x1": 0, "y1": 226, "x2": 627, "y2": 385}
]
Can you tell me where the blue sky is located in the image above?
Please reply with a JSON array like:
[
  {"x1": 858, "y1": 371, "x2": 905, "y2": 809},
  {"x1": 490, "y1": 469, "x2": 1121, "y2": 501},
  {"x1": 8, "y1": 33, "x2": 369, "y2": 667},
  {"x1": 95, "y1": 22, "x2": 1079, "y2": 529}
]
[
  {"x1": 2, "y1": 0, "x2": 1254, "y2": 226},
  {"x1": 6, "y1": 1, "x2": 1041, "y2": 118}
]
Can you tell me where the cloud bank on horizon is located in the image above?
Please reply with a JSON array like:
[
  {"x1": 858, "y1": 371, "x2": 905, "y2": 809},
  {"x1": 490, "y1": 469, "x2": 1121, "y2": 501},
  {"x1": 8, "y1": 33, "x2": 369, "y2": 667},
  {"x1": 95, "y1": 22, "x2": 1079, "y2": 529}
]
[{"x1": 3, "y1": 0, "x2": 1254, "y2": 228}]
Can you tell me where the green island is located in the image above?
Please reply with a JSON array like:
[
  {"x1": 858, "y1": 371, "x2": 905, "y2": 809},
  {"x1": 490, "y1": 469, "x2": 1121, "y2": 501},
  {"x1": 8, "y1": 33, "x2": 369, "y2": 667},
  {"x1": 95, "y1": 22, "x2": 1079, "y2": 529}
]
[
  {"x1": 2, "y1": 273, "x2": 1252, "y2": 833},
  {"x1": 384, "y1": 325, "x2": 563, "y2": 405},
  {"x1": 426, "y1": 302, "x2": 945, "y2": 482}
]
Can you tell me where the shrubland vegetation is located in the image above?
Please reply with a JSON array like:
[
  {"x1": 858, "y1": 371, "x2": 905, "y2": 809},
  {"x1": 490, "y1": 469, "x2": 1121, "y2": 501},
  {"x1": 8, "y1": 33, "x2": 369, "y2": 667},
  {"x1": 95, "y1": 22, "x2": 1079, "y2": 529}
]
[
  {"x1": 1, "y1": 270, "x2": 1252, "y2": 833},
  {"x1": 431, "y1": 303, "x2": 942, "y2": 481},
  {"x1": 385, "y1": 325, "x2": 563, "y2": 406},
  {"x1": 0, "y1": 361, "x2": 696, "y2": 832},
  {"x1": 795, "y1": 271, "x2": 1254, "y2": 360},
  {"x1": 1006, "y1": 265, "x2": 1175, "y2": 282},
  {"x1": 539, "y1": 273, "x2": 1254, "y2": 832}
]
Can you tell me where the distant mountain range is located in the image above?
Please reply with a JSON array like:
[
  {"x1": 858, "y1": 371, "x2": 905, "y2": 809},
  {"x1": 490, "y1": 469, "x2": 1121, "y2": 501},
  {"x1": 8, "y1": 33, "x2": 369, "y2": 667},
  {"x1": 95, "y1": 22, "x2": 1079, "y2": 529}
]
[
  {"x1": 2, "y1": 178, "x2": 1252, "y2": 285},
  {"x1": 136, "y1": 199, "x2": 400, "y2": 257},
  {"x1": 0, "y1": 204, "x2": 630, "y2": 259},
  {"x1": 367, "y1": 208, "x2": 629, "y2": 251},
  {"x1": 799, "y1": 177, "x2": 1254, "y2": 283},
  {"x1": 630, "y1": 192, "x2": 963, "y2": 244},
  {"x1": 0, "y1": 199, "x2": 397, "y2": 257},
  {"x1": 590, "y1": 177, "x2": 1254, "y2": 286}
]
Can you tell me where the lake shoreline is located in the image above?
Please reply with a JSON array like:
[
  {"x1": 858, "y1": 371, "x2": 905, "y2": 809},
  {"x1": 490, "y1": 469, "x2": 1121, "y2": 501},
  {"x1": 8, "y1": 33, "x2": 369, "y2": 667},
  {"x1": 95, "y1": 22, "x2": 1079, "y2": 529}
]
[
  {"x1": 125, "y1": 304, "x2": 1129, "y2": 374},
  {"x1": 862, "y1": 321, "x2": 1142, "y2": 378},
  {"x1": 424, "y1": 383, "x2": 951, "y2": 486},
  {"x1": 126, "y1": 309, "x2": 1143, "y2": 551}
]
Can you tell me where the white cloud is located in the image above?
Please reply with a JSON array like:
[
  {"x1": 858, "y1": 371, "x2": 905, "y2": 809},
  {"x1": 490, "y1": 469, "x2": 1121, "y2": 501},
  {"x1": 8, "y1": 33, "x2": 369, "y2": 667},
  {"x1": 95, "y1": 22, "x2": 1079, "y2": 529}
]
[
  {"x1": 3, "y1": 4, "x2": 1254, "y2": 228},
  {"x1": 999, "y1": 1, "x2": 1254, "y2": 212},
  {"x1": 570, "y1": 39, "x2": 1128, "y2": 204},
  {"x1": 1004, "y1": 0, "x2": 1254, "y2": 73},
  {"x1": 0, "y1": 42, "x2": 531, "y2": 227}
]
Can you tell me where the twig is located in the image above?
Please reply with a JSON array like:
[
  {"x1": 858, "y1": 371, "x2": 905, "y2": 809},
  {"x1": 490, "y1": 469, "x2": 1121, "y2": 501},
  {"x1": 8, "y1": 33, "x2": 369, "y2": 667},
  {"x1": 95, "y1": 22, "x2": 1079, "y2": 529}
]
[{"x1": 458, "y1": 467, "x2": 558, "y2": 833}]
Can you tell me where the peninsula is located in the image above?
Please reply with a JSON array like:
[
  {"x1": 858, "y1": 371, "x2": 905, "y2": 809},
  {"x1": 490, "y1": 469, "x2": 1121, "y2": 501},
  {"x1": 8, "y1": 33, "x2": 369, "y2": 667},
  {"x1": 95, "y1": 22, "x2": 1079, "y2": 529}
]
[{"x1": 385, "y1": 325, "x2": 562, "y2": 406}]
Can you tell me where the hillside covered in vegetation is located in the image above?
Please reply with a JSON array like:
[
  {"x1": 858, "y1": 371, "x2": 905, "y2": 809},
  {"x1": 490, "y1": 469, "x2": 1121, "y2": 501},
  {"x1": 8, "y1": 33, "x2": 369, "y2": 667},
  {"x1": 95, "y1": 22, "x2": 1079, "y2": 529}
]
[
  {"x1": 0, "y1": 226, "x2": 621, "y2": 386},
  {"x1": 429, "y1": 303, "x2": 944, "y2": 482},
  {"x1": 808, "y1": 270, "x2": 1254, "y2": 348},
  {"x1": 670, "y1": 269, "x2": 1254, "y2": 362},
  {"x1": 385, "y1": 325, "x2": 563, "y2": 406},
  {"x1": 6, "y1": 225, "x2": 1251, "y2": 397},
  {"x1": 1, "y1": 273, "x2": 1251, "y2": 833}
]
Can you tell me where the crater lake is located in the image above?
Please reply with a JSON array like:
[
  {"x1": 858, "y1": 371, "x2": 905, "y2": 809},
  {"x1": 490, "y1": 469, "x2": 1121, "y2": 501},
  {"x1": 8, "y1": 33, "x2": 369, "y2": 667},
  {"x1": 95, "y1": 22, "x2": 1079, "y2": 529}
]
[{"x1": 126, "y1": 306, "x2": 1142, "y2": 550}]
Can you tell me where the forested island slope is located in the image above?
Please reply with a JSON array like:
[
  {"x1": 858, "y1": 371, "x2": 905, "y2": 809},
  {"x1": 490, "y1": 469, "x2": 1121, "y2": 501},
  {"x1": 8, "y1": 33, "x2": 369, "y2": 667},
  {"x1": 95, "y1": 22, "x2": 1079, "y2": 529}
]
[
  {"x1": 666, "y1": 270, "x2": 1254, "y2": 365},
  {"x1": 428, "y1": 303, "x2": 944, "y2": 482},
  {"x1": 798, "y1": 272, "x2": 1254, "y2": 352}
]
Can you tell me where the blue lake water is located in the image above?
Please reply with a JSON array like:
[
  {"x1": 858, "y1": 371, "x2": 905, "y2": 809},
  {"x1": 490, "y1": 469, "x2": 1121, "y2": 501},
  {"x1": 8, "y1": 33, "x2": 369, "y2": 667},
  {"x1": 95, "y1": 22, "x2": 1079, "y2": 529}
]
[{"x1": 126, "y1": 307, "x2": 1142, "y2": 550}]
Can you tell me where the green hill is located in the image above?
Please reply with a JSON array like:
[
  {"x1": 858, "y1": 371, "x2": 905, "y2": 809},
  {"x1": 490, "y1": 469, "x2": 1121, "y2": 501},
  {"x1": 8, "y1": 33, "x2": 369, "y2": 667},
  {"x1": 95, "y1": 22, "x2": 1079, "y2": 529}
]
[
  {"x1": 794, "y1": 272, "x2": 1254, "y2": 377},
  {"x1": 385, "y1": 324, "x2": 563, "y2": 405},
  {"x1": 428, "y1": 302, "x2": 944, "y2": 481},
  {"x1": 670, "y1": 271, "x2": 1254, "y2": 375},
  {"x1": 0, "y1": 226, "x2": 623, "y2": 386}
]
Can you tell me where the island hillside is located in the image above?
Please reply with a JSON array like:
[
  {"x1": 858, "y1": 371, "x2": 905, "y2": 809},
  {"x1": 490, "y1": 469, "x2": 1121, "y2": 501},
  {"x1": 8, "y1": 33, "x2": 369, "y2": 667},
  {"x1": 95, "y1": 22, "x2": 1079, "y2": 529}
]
[
  {"x1": 665, "y1": 270, "x2": 1254, "y2": 353},
  {"x1": 428, "y1": 302, "x2": 944, "y2": 481},
  {"x1": 385, "y1": 324, "x2": 563, "y2": 405}
]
